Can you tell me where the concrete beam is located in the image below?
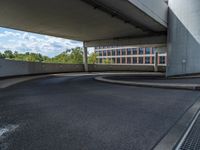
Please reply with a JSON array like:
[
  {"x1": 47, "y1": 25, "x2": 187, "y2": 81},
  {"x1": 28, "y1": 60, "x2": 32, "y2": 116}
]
[
  {"x1": 85, "y1": 35, "x2": 167, "y2": 47},
  {"x1": 128, "y1": 0, "x2": 168, "y2": 27}
]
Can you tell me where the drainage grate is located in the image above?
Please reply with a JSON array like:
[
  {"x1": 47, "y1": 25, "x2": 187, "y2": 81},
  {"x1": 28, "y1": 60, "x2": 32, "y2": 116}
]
[{"x1": 176, "y1": 111, "x2": 200, "y2": 150}]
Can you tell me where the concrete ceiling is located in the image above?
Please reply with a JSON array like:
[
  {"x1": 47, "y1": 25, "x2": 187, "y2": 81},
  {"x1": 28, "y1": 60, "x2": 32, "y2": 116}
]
[{"x1": 0, "y1": 0, "x2": 167, "y2": 42}]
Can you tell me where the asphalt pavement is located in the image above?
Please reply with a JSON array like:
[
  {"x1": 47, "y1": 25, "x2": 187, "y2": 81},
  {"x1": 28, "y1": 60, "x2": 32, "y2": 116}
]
[{"x1": 0, "y1": 74, "x2": 200, "y2": 150}]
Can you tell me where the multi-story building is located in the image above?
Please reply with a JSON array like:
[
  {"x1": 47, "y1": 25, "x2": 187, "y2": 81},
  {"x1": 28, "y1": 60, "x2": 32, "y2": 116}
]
[{"x1": 95, "y1": 46, "x2": 167, "y2": 66}]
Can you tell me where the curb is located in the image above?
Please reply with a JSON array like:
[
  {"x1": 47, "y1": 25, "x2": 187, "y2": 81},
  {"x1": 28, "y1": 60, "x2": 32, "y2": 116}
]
[
  {"x1": 153, "y1": 96, "x2": 200, "y2": 150},
  {"x1": 95, "y1": 76, "x2": 200, "y2": 91}
]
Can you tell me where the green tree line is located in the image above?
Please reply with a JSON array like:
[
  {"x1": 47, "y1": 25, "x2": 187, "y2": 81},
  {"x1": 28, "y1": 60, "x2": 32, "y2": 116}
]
[{"x1": 0, "y1": 47, "x2": 97, "y2": 64}]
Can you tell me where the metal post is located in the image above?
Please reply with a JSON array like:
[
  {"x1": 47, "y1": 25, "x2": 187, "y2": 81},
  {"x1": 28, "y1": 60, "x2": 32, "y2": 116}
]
[{"x1": 83, "y1": 42, "x2": 88, "y2": 72}]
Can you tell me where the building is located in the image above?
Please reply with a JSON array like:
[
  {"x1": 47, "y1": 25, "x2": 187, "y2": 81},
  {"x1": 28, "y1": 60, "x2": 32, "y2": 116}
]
[{"x1": 95, "y1": 46, "x2": 167, "y2": 66}]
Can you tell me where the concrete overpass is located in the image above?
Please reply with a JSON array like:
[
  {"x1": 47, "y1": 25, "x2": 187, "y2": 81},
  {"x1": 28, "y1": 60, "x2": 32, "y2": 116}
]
[{"x1": 0, "y1": 0, "x2": 199, "y2": 76}]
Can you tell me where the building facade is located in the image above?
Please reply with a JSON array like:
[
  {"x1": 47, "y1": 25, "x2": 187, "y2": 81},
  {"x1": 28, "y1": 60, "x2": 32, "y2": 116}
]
[{"x1": 95, "y1": 46, "x2": 167, "y2": 66}]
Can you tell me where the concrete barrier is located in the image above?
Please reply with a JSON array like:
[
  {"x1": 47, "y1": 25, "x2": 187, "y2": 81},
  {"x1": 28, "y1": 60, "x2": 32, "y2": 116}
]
[
  {"x1": 0, "y1": 59, "x2": 84, "y2": 77},
  {"x1": 88, "y1": 64, "x2": 166, "y2": 72},
  {"x1": 0, "y1": 59, "x2": 166, "y2": 78}
]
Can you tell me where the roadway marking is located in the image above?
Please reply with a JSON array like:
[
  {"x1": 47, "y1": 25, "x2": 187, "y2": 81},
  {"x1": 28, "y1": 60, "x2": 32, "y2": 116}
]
[{"x1": 0, "y1": 124, "x2": 19, "y2": 138}]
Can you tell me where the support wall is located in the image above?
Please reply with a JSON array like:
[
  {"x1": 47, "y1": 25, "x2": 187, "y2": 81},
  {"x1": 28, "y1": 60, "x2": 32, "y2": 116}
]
[{"x1": 167, "y1": 0, "x2": 200, "y2": 76}]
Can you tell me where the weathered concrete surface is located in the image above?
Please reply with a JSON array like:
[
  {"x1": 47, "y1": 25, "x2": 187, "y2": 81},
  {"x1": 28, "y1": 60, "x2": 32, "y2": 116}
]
[
  {"x1": 0, "y1": 59, "x2": 84, "y2": 77},
  {"x1": 0, "y1": 59, "x2": 166, "y2": 78},
  {"x1": 167, "y1": 0, "x2": 200, "y2": 76},
  {"x1": 0, "y1": 0, "x2": 167, "y2": 44},
  {"x1": 88, "y1": 64, "x2": 165, "y2": 72}
]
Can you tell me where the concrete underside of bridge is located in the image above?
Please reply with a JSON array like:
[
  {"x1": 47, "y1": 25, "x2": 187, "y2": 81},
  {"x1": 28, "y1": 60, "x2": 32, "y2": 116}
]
[
  {"x1": 0, "y1": 0, "x2": 167, "y2": 46},
  {"x1": 1, "y1": 0, "x2": 200, "y2": 76}
]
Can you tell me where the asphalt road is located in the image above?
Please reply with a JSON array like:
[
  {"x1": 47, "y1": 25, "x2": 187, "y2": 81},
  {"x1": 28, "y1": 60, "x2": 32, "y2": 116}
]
[{"x1": 0, "y1": 74, "x2": 200, "y2": 150}]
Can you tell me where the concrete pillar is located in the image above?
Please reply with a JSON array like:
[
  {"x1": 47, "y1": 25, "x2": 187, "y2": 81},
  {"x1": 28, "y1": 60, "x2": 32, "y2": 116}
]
[
  {"x1": 154, "y1": 51, "x2": 158, "y2": 72},
  {"x1": 83, "y1": 42, "x2": 88, "y2": 72},
  {"x1": 167, "y1": 0, "x2": 200, "y2": 76}
]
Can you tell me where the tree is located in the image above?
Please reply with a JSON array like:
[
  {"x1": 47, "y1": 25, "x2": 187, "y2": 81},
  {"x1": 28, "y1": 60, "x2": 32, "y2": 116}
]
[
  {"x1": 0, "y1": 47, "x2": 84, "y2": 64},
  {"x1": 0, "y1": 52, "x2": 5, "y2": 58},
  {"x1": 69, "y1": 47, "x2": 83, "y2": 64},
  {"x1": 103, "y1": 58, "x2": 112, "y2": 64},
  {"x1": 4, "y1": 50, "x2": 14, "y2": 59},
  {"x1": 88, "y1": 52, "x2": 97, "y2": 64}
]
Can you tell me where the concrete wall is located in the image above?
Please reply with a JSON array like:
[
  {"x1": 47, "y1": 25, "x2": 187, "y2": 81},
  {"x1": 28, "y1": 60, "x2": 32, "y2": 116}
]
[
  {"x1": 89, "y1": 64, "x2": 165, "y2": 72},
  {"x1": 0, "y1": 59, "x2": 165, "y2": 78},
  {"x1": 167, "y1": 0, "x2": 200, "y2": 76},
  {"x1": 0, "y1": 59, "x2": 84, "y2": 77}
]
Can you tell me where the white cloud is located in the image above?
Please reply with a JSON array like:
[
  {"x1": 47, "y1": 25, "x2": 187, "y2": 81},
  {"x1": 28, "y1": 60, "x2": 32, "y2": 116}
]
[{"x1": 0, "y1": 28, "x2": 83, "y2": 57}]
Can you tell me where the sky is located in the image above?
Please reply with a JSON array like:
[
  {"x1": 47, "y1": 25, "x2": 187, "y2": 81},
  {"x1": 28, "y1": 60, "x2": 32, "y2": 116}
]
[{"x1": 0, "y1": 27, "x2": 84, "y2": 57}]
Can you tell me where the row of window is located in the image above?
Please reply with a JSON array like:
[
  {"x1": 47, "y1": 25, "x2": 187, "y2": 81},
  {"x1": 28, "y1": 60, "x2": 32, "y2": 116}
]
[
  {"x1": 96, "y1": 48, "x2": 156, "y2": 56},
  {"x1": 98, "y1": 56, "x2": 166, "y2": 64}
]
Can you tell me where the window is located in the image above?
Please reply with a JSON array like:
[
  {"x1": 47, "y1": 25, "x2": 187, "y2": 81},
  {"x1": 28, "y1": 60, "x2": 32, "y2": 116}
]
[
  {"x1": 145, "y1": 57, "x2": 150, "y2": 64},
  {"x1": 127, "y1": 57, "x2": 131, "y2": 64},
  {"x1": 117, "y1": 49, "x2": 121, "y2": 56},
  {"x1": 99, "y1": 51, "x2": 102, "y2": 56},
  {"x1": 112, "y1": 50, "x2": 115, "y2": 56},
  {"x1": 107, "y1": 50, "x2": 111, "y2": 56},
  {"x1": 139, "y1": 48, "x2": 144, "y2": 55},
  {"x1": 99, "y1": 58, "x2": 102, "y2": 63},
  {"x1": 145, "y1": 48, "x2": 151, "y2": 54},
  {"x1": 122, "y1": 57, "x2": 125, "y2": 64},
  {"x1": 117, "y1": 58, "x2": 120, "y2": 64},
  {"x1": 103, "y1": 50, "x2": 107, "y2": 56},
  {"x1": 132, "y1": 48, "x2": 137, "y2": 55},
  {"x1": 139, "y1": 57, "x2": 143, "y2": 64},
  {"x1": 127, "y1": 49, "x2": 131, "y2": 55},
  {"x1": 103, "y1": 59, "x2": 106, "y2": 64},
  {"x1": 133, "y1": 57, "x2": 137, "y2": 64},
  {"x1": 112, "y1": 58, "x2": 115, "y2": 64},
  {"x1": 152, "y1": 56, "x2": 155, "y2": 64},
  {"x1": 122, "y1": 49, "x2": 126, "y2": 55},
  {"x1": 152, "y1": 48, "x2": 156, "y2": 54},
  {"x1": 159, "y1": 56, "x2": 166, "y2": 64}
]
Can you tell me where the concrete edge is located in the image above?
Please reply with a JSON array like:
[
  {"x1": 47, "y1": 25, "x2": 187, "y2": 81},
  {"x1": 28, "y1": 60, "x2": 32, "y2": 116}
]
[
  {"x1": 94, "y1": 76, "x2": 200, "y2": 91},
  {"x1": 153, "y1": 96, "x2": 200, "y2": 150}
]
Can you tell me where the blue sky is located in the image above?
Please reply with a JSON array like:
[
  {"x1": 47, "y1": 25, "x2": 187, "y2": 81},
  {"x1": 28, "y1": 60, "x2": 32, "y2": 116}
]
[{"x1": 0, "y1": 27, "x2": 83, "y2": 57}]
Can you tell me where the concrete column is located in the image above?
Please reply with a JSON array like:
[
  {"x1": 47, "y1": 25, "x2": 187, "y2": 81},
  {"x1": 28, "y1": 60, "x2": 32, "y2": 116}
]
[
  {"x1": 154, "y1": 51, "x2": 158, "y2": 72},
  {"x1": 167, "y1": 0, "x2": 200, "y2": 76},
  {"x1": 83, "y1": 42, "x2": 88, "y2": 72}
]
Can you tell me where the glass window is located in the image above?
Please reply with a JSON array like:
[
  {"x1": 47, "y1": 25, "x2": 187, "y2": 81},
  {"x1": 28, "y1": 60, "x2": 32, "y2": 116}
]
[
  {"x1": 139, "y1": 57, "x2": 143, "y2": 64},
  {"x1": 159, "y1": 56, "x2": 166, "y2": 64},
  {"x1": 139, "y1": 48, "x2": 144, "y2": 55},
  {"x1": 122, "y1": 57, "x2": 125, "y2": 64},
  {"x1": 127, "y1": 57, "x2": 131, "y2": 64},
  {"x1": 112, "y1": 50, "x2": 115, "y2": 56},
  {"x1": 127, "y1": 49, "x2": 131, "y2": 55},
  {"x1": 132, "y1": 48, "x2": 137, "y2": 55},
  {"x1": 122, "y1": 49, "x2": 126, "y2": 55},
  {"x1": 117, "y1": 49, "x2": 121, "y2": 56},
  {"x1": 107, "y1": 50, "x2": 111, "y2": 56},
  {"x1": 99, "y1": 51, "x2": 102, "y2": 56},
  {"x1": 103, "y1": 50, "x2": 107, "y2": 56},
  {"x1": 100, "y1": 58, "x2": 102, "y2": 63},
  {"x1": 133, "y1": 57, "x2": 137, "y2": 64},
  {"x1": 145, "y1": 48, "x2": 151, "y2": 54},
  {"x1": 152, "y1": 48, "x2": 156, "y2": 54},
  {"x1": 112, "y1": 58, "x2": 115, "y2": 64},
  {"x1": 117, "y1": 58, "x2": 120, "y2": 64},
  {"x1": 152, "y1": 56, "x2": 155, "y2": 64},
  {"x1": 145, "y1": 57, "x2": 150, "y2": 64}
]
